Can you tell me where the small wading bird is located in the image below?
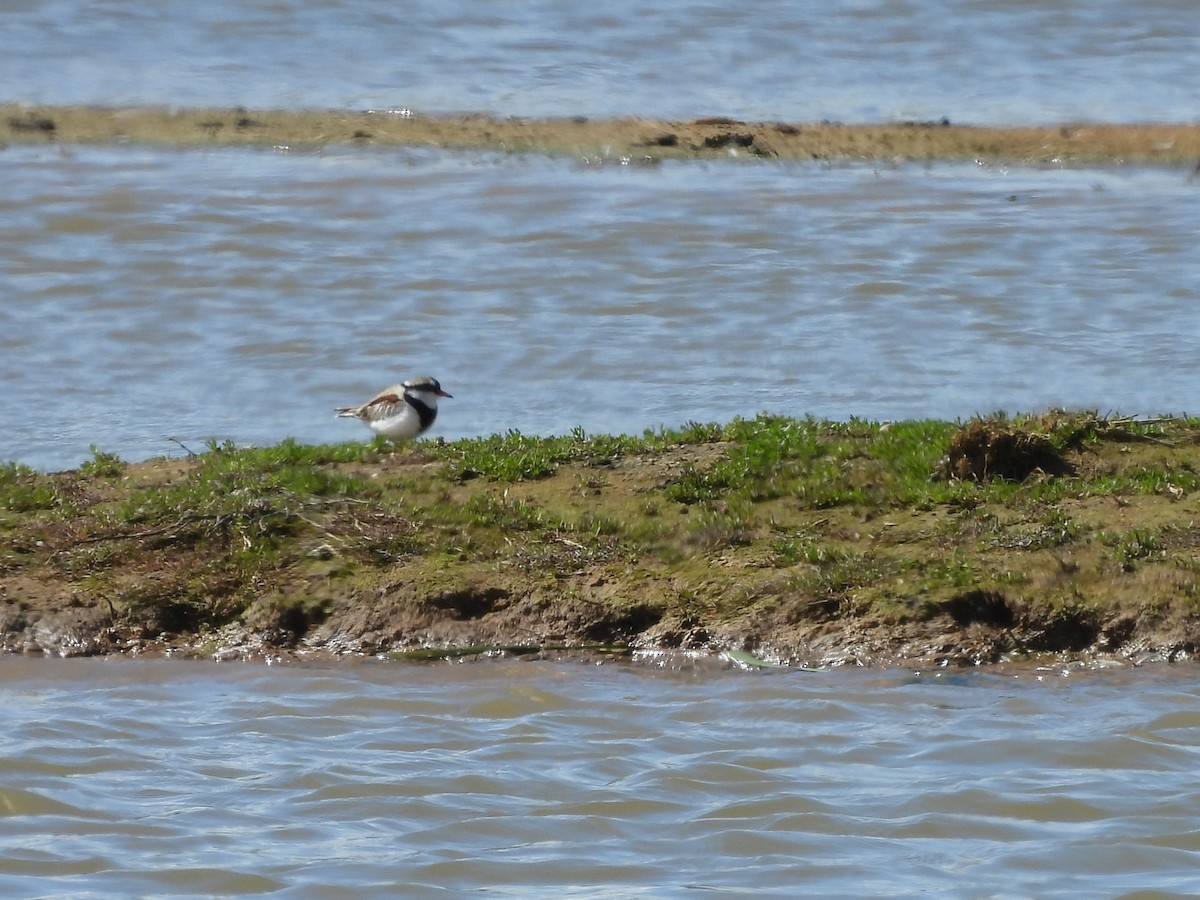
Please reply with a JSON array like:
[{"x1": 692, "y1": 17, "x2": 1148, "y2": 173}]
[{"x1": 335, "y1": 375, "x2": 452, "y2": 442}]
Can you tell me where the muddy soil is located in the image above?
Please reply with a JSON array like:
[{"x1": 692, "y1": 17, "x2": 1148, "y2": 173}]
[
  {"x1": 5, "y1": 418, "x2": 1200, "y2": 670},
  {"x1": 5, "y1": 104, "x2": 1200, "y2": 165}
]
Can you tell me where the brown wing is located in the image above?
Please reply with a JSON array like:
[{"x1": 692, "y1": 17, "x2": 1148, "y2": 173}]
[{"x1": 335, "y1": 384, "x2": 406, "y2": 420}]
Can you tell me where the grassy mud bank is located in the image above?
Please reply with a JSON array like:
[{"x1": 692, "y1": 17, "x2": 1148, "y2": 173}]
[
  {"x1": 5, "y1": 104, "x2": 1200, "y2": 165},
  {"x1": 4, "y1": 413, "x2": 1200, "y2": 668}
]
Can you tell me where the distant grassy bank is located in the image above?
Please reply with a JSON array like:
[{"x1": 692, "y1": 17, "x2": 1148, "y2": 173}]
[
  {"x1": 3, "y1": 413, "x2": 1200, "y2": 667},
  {"x1": 4, "y1": 104, "x2": 1200, "y2": 165}
]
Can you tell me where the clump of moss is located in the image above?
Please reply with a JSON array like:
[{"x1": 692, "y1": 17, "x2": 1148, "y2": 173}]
[{"x1": 938, "y1": 418, "x2": 1072, "y2": 482}]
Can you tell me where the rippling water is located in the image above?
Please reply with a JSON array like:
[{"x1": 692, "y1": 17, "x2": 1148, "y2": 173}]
[
  {"x1": 0, "y1": 657, "x2": 1198, "y2": 896},
  {"x1": 5, "y1": 0, "x2": 1200, "y2": 471},
  {"x1": 6, "y1": 5, "x2": 1200, "y2": 895},
  {"x1": 4, "y1": 0, "x2": 1200, "y2": 124},
  {"x1": 4, "y1": 146, "x2": 1199, "y2": 471}
]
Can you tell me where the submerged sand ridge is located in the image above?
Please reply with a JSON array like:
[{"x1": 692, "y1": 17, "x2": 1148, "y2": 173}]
[{"x1": 4, "y1": 104, "x2": 1200, "y2": 165}]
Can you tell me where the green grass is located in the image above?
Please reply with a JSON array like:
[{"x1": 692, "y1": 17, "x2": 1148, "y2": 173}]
[
  {"x1": 1100, "y1": 527, "x2": 1165, "y2": 570},
  {"x1": 986, "y1": 508, "x2": 1081, "y2": 551},
  {"x1": 462, "y1": 494, "x2": 563, "y2": 532},
  {"x1": 1, "y1": 462, "x2": 56, "y2": 512},
  {"x1": 435, "y1": 426, "x2": 685, "y2": 482},
  {"x1": 7, "y1": 410, "x2": 1200, "y2": 659},
  {"x1": 116, "y1": 438, "x2": 376, "y2": 557},
  {"x1": 79, "y1": 446, "x2": 124, "y2": 479},
  {"x1": 659, "y1": 414, "x2": 994, "y2": 512}
]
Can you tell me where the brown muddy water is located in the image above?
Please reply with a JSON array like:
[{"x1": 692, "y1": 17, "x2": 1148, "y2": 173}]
[{"x1": 1, "y1": 655, "x2": 1198, "y2": 896}]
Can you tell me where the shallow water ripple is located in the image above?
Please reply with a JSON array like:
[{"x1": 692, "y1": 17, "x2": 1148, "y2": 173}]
[
  {"x1": 4, "y1": 147, "x2": 1200, "y2": 471},
  {"x1": 0, "y1": 658, "x2": 1199, "y2": 896},
  {"x1": 3, "y1": 0, "x2": 1199, "y2": 123}
]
